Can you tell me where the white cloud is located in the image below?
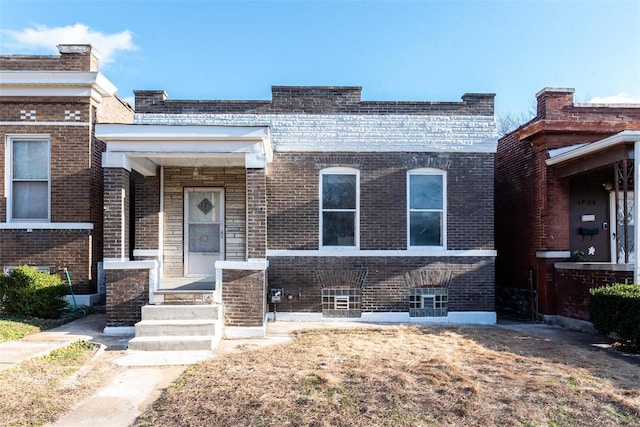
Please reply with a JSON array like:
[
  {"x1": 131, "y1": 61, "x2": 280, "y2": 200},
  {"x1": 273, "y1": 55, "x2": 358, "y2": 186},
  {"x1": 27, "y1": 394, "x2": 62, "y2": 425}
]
[
  {"x1": 1, "y1": 23, "x2": 137, "y2": 64},
  {"x1": 587, "y1": 92, "x2": 640, "y2": 104}
]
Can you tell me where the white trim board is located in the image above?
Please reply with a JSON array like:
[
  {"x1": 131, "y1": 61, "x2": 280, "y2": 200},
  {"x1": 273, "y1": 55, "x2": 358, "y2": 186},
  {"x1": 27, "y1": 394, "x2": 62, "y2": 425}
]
[
  {"x1": 0, "y1": 122, "x2": 90, "y2": 127},
  {"x1": 266, "y1": 311, "x2": 497, "y2": 325},
  {"x1": 536, "y1": 251, "x2": 571, "y2": 259},
  {"x1": 0, "y1": 222, "x2": 93, "y2": 230},
  {"x1": 0, "y1": 71, "x2": 117, "y2": 99},
  {"x1": 267, "y1": 249, "x2": 496, "y2": 257}
]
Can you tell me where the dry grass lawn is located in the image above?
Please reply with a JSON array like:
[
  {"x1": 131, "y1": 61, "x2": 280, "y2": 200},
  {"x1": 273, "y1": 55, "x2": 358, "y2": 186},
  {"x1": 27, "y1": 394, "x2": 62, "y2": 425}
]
[
  {"x1": 137, "y1": 325, "x2": 640, "y2": 427},
  {"x1": 0, "y1": 341, "x2": 122, "y2": 426}
]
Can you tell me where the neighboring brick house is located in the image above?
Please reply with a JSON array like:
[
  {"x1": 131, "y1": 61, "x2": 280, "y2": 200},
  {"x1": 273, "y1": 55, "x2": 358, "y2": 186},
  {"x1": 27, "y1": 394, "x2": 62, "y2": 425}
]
[
  {"x1": 96, "y1": 86, "x2": 498, "y2": 337},
  {"x1": 495, "y1": 88, "x2": 640, "y2": 327},
  {"x1": 0, "y1": 45, "x2": 133, "y2": 304}
]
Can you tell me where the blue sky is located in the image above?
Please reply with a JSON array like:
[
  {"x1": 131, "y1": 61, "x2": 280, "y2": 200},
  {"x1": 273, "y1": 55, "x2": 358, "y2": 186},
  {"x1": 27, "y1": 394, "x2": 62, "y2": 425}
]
[{"x1": 1, "y1": 0, "x2": 639, "y2": 117}]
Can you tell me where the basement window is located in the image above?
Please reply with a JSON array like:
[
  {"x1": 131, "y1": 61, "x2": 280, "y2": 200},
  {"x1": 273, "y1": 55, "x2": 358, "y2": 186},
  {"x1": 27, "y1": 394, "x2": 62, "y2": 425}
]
[
  {"x1": 409, "y1": 288, "x2": 448, "y2": 317},
  {"x1": 4, "y1": 266, "x2": 51, "y2": 274},
  {"x1": 322, "y1": 288, "x2": 361, "y2": 318}
]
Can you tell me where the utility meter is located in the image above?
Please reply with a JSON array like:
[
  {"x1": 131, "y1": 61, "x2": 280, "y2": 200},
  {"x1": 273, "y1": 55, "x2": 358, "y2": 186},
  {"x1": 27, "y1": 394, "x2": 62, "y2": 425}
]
[{"x1": 269, "y1": 288, "x2": 283, "y2": 303}]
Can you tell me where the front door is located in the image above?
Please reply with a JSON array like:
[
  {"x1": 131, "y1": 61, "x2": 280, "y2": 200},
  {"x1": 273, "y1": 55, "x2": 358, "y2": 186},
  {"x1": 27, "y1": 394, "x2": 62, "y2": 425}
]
[{"x1": 184, "y1": 188, "x2": 224, "y2": 276}]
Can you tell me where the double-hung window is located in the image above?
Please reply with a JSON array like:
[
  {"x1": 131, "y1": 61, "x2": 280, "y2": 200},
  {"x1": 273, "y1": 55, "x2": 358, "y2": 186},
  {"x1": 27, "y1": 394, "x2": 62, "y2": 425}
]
[
  {"x1": 408, "y1": 168, "x2": 446, "y2": 248},
  {"x1": 320, "y1": 168, "x2": 359, "y2": 248},
  {"x1": 7, "y1": 137, "x2": 50, "y2": 222}
]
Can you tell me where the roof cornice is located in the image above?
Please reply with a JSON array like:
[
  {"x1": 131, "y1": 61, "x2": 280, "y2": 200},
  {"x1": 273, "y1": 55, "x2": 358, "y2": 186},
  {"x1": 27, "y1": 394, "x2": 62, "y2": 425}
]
[
  {"x1": 516, "y1": 120, "x2": 637, "y2": 142},
  {"x1": 0, "y1": 71, "x2": 117, "y2": 103}
]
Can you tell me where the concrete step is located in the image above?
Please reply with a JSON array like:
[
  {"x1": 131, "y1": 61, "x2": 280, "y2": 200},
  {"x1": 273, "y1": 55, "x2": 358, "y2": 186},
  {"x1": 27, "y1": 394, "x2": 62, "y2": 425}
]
[
  {"x1": 135, "y1": 319, "x2": 216, "y2": 337},
  {"x1": 128, "y1": 335, "x2": 216, "y2": 351},
  {"x1": 141, "y1": 304, "x2": 219, "y2": 321}
]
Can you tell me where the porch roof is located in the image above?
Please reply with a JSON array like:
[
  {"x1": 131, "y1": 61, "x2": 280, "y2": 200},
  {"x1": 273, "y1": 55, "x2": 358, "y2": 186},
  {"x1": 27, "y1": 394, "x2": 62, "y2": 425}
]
[
  {"x1": 96, "y1": 124, "x2": 272, "y2": 176},
  {"x1": 545, "y1": 130, "x2": 640, "y2": 178}
]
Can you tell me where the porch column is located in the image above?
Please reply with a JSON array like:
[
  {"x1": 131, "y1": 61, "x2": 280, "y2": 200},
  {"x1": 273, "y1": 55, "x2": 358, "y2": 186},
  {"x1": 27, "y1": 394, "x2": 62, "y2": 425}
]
[
  {"x1": 246, "y1": 167, "x2": 267, "y2": 259},
  {"x1": 103, "y1": 164, "x2": 131, "y2": 260}
]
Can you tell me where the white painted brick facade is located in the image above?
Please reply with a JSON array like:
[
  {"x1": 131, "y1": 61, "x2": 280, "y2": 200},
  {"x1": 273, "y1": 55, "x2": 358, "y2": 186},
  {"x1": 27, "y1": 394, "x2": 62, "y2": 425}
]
[{"x1": 134, "y1": 113, "x2": 498, "y2": 153}]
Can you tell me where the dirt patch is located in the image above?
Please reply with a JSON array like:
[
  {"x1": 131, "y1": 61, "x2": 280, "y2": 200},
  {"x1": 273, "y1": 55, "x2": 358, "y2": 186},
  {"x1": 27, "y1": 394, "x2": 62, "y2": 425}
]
[{"x1": 136, "y1": 325, "x2": 640, "y2": 426}]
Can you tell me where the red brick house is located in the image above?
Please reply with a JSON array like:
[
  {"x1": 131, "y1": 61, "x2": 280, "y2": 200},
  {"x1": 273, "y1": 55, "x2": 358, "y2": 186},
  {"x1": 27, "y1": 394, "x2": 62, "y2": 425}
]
[
  {"x1": 95, "y1": 86, "x2": 498, "y2": 343},
  {"x1": 0, "y1": 45, "x2": 133, "y2": 305},
  {"x1": 495, "y1": 88, "x2": 640, "y2": 328}
]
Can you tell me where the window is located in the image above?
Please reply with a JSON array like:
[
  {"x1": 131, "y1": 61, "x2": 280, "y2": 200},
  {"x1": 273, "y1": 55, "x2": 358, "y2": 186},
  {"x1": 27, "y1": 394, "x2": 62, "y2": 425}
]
[
  {"x1": 320, "y1": 168, "x2": 359, "y2": 248},
  {"x1": 7, "y1": 137, "x2": 50, "y2": 221},
  {"x1": 409, "y1": 288, "x2": 448, "y2": 317},
  {"x1": 322, "y1": 288, "x2": 362, "y2": 318},
  {"x1": 408, "y1": 169, "x2": 446, "y2": 248}
]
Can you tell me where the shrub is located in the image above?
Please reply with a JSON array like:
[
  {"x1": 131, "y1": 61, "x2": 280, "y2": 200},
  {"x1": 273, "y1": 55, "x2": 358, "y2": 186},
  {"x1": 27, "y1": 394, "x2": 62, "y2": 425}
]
[
  {"x1": 589, "y1": 283, "x2": 640, "y2": 345},
  {"x1": 0, "y1": 266, "x2": 68, "y2": 318}
]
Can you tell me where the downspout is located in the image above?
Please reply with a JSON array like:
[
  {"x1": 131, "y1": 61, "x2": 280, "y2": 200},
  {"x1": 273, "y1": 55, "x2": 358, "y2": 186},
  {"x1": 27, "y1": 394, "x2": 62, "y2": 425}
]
[
  {"x1": 634, "y1": 141, "x2": 640, "y2": 284},
  {"x1": 159, "y1": 166, "x2": 164, "y2": 279}
]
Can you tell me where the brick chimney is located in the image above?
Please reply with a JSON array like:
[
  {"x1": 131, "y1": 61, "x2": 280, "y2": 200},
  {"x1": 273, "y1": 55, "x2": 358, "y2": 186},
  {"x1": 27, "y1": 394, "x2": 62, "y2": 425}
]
[
  {"x1": 134, "y1": 90, "x2": 168, "y2": 112},
  {"x1": 57, "y1": 44, "x2": 101, "y2": 71},
  {"x1": 535, "y1": 88, "x2": 575, "y2": 120}
]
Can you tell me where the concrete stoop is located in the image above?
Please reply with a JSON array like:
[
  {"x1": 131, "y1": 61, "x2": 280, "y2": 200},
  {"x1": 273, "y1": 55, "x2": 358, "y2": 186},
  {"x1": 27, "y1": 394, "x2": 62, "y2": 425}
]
[{"x1": 128, "y1": 304, "x2": 222, "y2": 351}]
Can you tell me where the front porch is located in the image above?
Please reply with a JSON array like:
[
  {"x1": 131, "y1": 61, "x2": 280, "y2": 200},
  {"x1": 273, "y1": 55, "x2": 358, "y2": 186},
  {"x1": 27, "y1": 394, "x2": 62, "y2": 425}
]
[
  {"x1": 540, "y1": 130, "x2": 640, "y2": 322},
  {"x1": 96, "y1": 124, "x2": 272, "y2": 342}
]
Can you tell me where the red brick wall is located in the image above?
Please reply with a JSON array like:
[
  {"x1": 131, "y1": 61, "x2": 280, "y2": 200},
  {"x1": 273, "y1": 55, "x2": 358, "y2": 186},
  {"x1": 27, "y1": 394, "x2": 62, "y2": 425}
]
[
  {"x1": 0, "y1": 98, "x2": 95, "y2": 223},
  {"x1": 554, "y1": 266, "x2": 632, "y2": 320},
  {"x1": 268, "y1": 256, "x2": 494, "y2": 313},
  {"x1": 0, "y1": 45, "x2": 132, "y2": 298},
  {"x1": 132, "y1": 172, "x2": 160, "y2": 250},
  {"x1": 247, "y1": 168, "x2": 267, "y2": 258},
  {"x1": 0, "y1": 229, "x2": 95, "y2": 294},
  {"x1": 535, "y1": 89, "x2": 640, "y2": 123},
  {"x1": 222, "y1": 269, "x2": 266, "y2": 327},
  {"x1": 0, "y1": 98, "x2": 98, "y2": 291},
  {"x1": 135, "y1": 87, "x2": 494, "y2": 116},
  {"x1": 105, "y1": 269, "x2": 149, "y2": 326},
  {"x1": 96, "y1": 96, "x2": 134, "y2": 124},
  {"x1": 0, "y1": 51, "x2": 95, "y2": 71},
  {"x1": 495, "y1": 88, "x2": 640, "y2": 318},
  {"x1": 103, "y1": 168, "x2": 130, "y2": 259},
  {"x1": 267, "y1": 152, "x2": 494, "y2": 251}
]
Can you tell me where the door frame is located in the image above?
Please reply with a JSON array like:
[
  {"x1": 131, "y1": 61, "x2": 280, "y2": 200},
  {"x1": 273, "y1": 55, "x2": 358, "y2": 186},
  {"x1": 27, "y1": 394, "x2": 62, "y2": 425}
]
[{"x1": 183, "y1": 187, "x2": 225, "y2": 277}]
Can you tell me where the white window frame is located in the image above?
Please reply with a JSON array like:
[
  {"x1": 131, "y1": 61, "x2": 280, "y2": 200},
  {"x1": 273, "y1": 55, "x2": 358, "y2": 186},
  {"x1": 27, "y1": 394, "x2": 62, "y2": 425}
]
[
  {"x1": 407, "y1": 168, "x2": 447, "y2": 250},
  {"x1": 5, "y1": 135, "x2": 51, "y2": 223},
  {"x1": 319, "y1": 167, "x2": 360, "y2": 250}
]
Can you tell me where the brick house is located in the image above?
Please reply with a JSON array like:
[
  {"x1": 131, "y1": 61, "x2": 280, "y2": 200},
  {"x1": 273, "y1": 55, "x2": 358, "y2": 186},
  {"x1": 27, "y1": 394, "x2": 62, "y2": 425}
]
[
  {"x1": 0, "y1": 45, "x2": 133, "y2": 304},
  {"x1": 495, "y1": 88, "x2": 640, "y2": 327},
  {"x1": 95, "y1": 85, "x2": 498, "y2": 341}
]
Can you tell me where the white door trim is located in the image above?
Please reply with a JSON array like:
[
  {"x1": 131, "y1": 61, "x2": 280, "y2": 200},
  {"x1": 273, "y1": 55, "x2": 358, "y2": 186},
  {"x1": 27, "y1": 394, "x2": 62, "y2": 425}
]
[{"x1": 609, "y1": 191, "x2": 635, "y2": 263}]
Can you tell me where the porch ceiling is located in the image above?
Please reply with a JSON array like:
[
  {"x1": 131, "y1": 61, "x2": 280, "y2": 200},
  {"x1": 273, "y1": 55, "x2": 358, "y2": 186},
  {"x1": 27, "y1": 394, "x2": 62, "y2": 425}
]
[
  {"x1": 546, "y1": 130, "x2": 640, "y2": 177},
  {"x1": 129, "y1": 152, "x2": 246, "y2": 170},
  {"x1": 96, "y1": 123, "x2": 272, "y2": 176}
]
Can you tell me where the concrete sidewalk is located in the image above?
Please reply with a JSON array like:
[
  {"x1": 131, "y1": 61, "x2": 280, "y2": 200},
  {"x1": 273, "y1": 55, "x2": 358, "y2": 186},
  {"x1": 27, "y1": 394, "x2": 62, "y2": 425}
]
[
  {"x1": 0, "y1": 314, "x2": 219, "y2": 427},
  {"x1": 0, "y1": 314, "x2": 130, "y2": 372}
]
